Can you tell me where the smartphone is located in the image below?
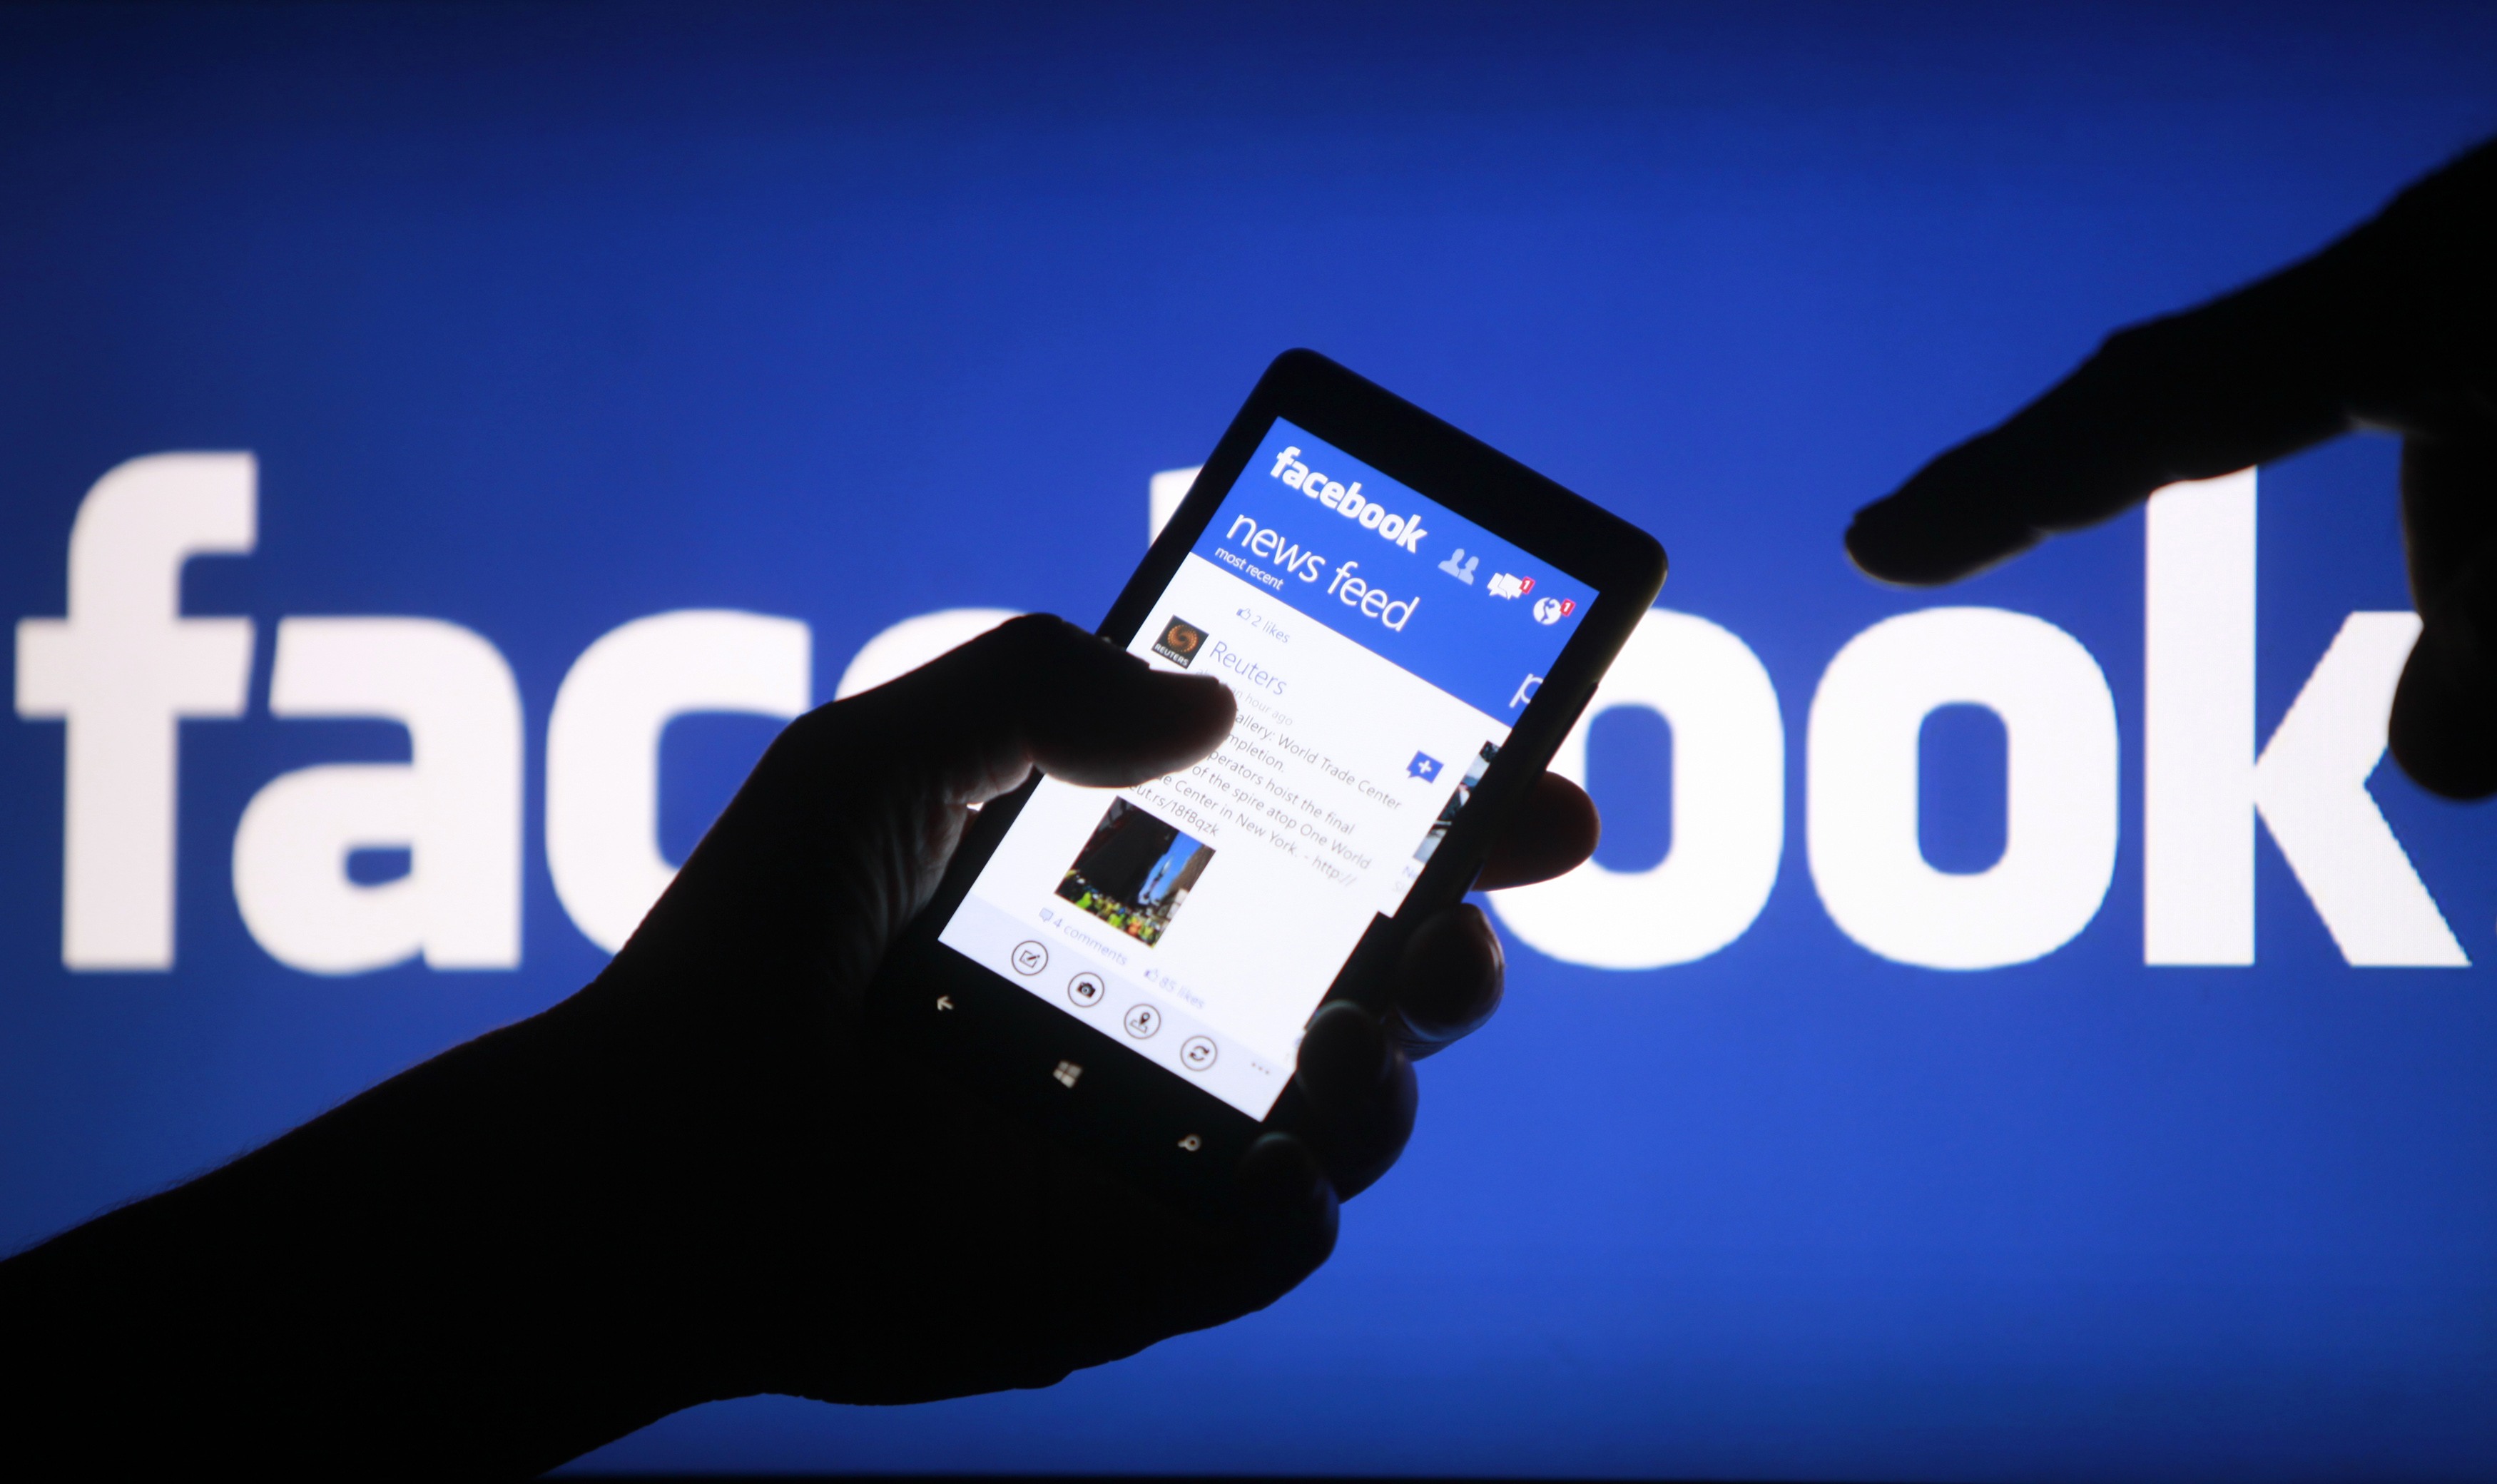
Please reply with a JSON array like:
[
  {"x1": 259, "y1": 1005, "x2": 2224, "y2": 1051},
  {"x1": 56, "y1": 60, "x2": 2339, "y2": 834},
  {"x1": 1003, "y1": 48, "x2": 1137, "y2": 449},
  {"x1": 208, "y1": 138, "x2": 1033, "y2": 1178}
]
[{"x1": 866, "y1": 349, "x2": 1666, "y2": 1214}]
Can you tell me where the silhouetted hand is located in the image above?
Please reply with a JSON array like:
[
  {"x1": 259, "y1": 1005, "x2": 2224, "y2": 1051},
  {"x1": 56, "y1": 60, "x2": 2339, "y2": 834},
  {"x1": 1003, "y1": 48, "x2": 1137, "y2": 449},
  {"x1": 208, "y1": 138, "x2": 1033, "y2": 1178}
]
[
  {"x1": 1848, "y1": 137, "x2": 2497, "y2": 796},
  {"x1": 0, "y1": 614, "x2": 1598, "y2": 1477}
]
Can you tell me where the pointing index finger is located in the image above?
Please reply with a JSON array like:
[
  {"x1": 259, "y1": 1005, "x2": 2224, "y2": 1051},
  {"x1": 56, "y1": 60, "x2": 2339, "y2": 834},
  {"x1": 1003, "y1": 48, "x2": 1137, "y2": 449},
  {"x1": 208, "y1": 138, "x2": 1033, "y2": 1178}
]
[
  {"x1": 1843, "y1": 136, "x2": 2497, "y2": 586},
  {"x1": 1847, "y1": 258, "x2": 2361, "y2": 586}
]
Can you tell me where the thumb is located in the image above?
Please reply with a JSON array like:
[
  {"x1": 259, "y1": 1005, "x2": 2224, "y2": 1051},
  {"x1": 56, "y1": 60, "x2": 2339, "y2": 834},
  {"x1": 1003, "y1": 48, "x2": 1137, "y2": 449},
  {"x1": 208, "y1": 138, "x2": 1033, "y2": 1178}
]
[
  {"x1": 2391, "y1": 591, "x2": 2497, "y2": 801},
  {"x1": 632, "y1": 614, "x2": 1235, "y2": 986},
  {"x1": 846, "y1": 614, "x2": 1237, "y2": 805},
  {"x1": 2387, "y1": 416, "x2": 2497, "y2": 799}
]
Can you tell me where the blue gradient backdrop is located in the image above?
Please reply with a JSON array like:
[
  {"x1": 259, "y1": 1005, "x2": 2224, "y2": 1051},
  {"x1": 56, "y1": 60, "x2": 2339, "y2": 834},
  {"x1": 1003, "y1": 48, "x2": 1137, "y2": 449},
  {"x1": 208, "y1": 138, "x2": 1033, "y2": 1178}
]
[{"x1": 3, "y1": 4, "x2": 2496, "y2": 1478}]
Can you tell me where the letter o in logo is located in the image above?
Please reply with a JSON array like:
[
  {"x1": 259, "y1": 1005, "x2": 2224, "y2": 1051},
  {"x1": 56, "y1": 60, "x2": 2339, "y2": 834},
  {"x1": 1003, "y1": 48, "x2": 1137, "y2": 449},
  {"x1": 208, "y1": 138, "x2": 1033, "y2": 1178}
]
[
  {"x1": 1806, "y1": 606, "x2": 2117, "y2": 970},
  {"x1": 1491, "y1": 609, "x2": 1784, "y2": 970},
  {"x1": 1358, "y1": 503, "x2": 1386, "y2": 529},
  {"x1": 1380, "y1": 514, "x2": 1407, "y2": 542}
]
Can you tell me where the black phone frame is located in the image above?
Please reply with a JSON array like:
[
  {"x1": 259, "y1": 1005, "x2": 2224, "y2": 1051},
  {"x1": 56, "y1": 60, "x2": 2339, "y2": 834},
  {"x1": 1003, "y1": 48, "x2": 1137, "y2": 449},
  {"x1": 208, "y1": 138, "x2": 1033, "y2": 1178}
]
[{"x1": 865, "y1": 348, "x2": 1667, "y2": 1219}]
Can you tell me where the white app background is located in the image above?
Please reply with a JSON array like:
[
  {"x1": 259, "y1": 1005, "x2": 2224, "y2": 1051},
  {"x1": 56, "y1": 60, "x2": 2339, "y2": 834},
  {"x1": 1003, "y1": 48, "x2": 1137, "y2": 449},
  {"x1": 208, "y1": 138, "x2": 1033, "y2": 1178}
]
[{"x1": 940, "y1": 552, "x2": 1510, "y2": 1117}]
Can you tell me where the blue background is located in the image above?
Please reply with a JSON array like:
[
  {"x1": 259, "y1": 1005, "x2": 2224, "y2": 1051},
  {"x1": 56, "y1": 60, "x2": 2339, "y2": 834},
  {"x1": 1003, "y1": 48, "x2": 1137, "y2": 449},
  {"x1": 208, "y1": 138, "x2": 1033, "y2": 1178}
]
[
  {"x1": 1192, "y1": 419, "x2": 1592, "y2": 723},
  {"x1": 2, "y1": 4, "x2": 2495, "y2": 1478}
]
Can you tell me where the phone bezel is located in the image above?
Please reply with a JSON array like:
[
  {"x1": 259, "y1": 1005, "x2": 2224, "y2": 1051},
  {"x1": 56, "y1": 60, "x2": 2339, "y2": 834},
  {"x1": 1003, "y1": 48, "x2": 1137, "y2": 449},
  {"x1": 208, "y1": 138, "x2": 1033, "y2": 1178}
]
[{"x1": 865, "y1": 348, "x2": 1667, "y2": 1216}]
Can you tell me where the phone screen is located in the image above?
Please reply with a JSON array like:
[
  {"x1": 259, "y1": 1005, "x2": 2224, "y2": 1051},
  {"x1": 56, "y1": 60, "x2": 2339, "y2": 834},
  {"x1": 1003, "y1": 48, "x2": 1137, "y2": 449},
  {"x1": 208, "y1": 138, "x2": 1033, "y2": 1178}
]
[{"x1": 937, "y1": 418, "x2": 1596, "y2": 1117}]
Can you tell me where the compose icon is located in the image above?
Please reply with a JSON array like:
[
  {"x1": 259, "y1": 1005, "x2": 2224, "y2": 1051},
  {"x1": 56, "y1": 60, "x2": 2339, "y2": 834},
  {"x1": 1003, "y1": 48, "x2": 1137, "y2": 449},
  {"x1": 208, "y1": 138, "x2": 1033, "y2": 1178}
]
[
  {"x1": 1151, "y1": 615, "x2": 1206, "y2": 667},
  {"x1": 1408, "y1": 752, "x2": 1443, "y2": 781}
]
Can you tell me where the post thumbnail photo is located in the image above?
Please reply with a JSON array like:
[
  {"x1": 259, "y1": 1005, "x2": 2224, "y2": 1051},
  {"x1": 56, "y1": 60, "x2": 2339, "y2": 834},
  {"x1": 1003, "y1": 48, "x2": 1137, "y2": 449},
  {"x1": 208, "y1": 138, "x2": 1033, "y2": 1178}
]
[
  {"x1": 1057, "y1": 798, "x2": 1215, "y2": 947},
  {"x1": 1413, "y1": 741, "x2": 1499, "y2": 866}
]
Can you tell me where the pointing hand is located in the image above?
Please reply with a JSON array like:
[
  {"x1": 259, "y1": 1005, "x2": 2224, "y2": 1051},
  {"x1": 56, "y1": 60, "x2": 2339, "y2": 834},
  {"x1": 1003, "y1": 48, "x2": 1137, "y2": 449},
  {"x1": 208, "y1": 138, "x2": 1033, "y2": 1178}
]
[{"x1": 1846, "y1": 138, "x2": 2497, "y2": 796}]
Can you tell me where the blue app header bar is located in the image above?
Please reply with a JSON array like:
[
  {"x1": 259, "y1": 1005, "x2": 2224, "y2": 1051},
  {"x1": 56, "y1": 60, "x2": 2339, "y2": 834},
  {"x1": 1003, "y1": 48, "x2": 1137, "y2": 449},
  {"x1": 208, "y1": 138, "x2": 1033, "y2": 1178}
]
[{"x1": 1186, "y1": 419, "x2": 1595, "y2": 721}]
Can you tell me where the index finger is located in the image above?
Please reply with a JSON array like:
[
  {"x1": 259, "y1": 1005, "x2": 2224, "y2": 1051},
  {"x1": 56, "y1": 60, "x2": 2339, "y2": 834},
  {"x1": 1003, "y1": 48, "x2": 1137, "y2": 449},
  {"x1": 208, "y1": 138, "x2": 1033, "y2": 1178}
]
[
  {"x1": 1843, "y1": 139, "x2": 2497, "y2": 586},
  {"x1": 1474, "y1": 771, "x2": 1600, "y2": 891},
  {"x1": 1846, "y1": 260, "x2": 2360, "y2": 585}
]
